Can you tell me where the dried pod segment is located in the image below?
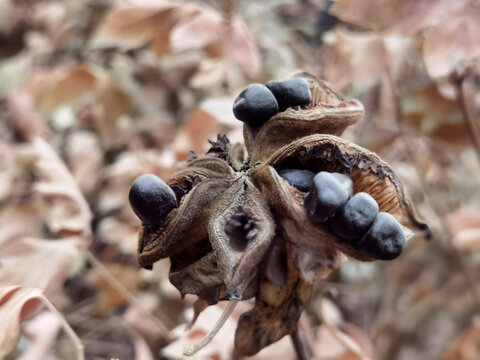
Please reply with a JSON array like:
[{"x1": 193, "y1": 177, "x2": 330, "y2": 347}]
[
  {"x1": 234, "y1": 262, "x2": 313, "y2": 357},
  {"x1": 262, "y1": 134, "x2": 428, "y2": 233},
  {"x1": 243, "y1": 72, "x2": 364, "y2": 164},
  {"x1": 250, "y1": 134, "x2": 428, "y2": 280}
]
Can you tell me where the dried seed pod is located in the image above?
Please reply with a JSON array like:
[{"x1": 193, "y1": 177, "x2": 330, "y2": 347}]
[
  {"x1": 233, "y1": 84, "x2": 279, "y2": 127},
  {"x1": 277, "y1": 169, "x2": 315, "y2": 192},
  {"x1": 129, "y1": 174, "x2": 177, "y2": 225},
  {"x1": 266, "y1": 77, "x2": 312, "y2": 111},
  {"x1": 355, "y1": 212, "x2": 406, "y2": 260},
  {"x1": 134, "y1": 72, "x2": 429, "y2": 357},
  {"x1": 304, "y1": 172, "x2": 352, "y2": 223},
  {"x1": 330, "y1": 192, "x2": 379, "y2": 240}
]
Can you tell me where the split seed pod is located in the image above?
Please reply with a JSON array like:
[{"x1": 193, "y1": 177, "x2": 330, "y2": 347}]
[{"x1": 132, "y1": 72, "x2": 429, "y2": 356}]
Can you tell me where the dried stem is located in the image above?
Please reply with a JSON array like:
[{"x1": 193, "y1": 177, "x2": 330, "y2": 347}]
[
  {"x1": 183, "y1": 300, "x2": 238, "y2": 356},
  {"x1": 41, "y1": 294, "x2": 85, "y2": 360},
  {"x1": 85, "y1": 251, "x2": 172, "y2": 340},
  {"x1": 290, "y1": 326, "x2": 311, "y2": 360}
]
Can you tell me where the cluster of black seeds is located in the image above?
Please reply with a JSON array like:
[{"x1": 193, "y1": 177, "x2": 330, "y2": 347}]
[
  {"x1": 233, "y1": 77, "x2": 312, "y2": 127},
  {"x1": 279, "y1": 170, "x2": 406, "y2": 260}
]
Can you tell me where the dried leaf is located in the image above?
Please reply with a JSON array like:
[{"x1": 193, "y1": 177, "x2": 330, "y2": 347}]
[
  {"x1": 422, "y1": 2, "x2": 480, "y2": 78},
  {"x1": 0, "y1": 286, "x2": 45, "y2": 358},
  {"x1": 224, "y1": 16, "x2": 261, "y2": 77},
  {"x1": 32, "y1": 137, "x2": 92, "y2": 240},
  {"x1": 0, "y1": 237, "x2": 81, "y2": 291},
  {"x1": 17, "y1": 311, "x2": 62, "y2": 360},
  {"x1": 38, "y1": 65, "x2": 97, "y2": 113},
  {"x1": 94, "y1": 3, "x2": 194, "y2": 50},
  {"x1": 170, "y1": 9, "x2": 223, "y2": 52}
]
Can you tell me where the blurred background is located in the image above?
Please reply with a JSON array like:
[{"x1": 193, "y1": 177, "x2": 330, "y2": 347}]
[{"x1": 0, "y1": 0, "x2": 479, "y2": 359}]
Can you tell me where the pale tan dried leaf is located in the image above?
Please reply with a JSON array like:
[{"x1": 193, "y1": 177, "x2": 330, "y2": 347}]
[
  {"x1": 0, "y1": 237, "x2": 81, "y2": 291},
  {"x1": 445, "y1": 316, "x2": 480, "y2": 360},
  {"x1": 189, "y1": 58, "x2": 228, "y2": 90},
  {"x1": 224, "y1": 16, "x2": 261, "y2": 77},
  {"x1": 132, "y1": 332, "x2": 155, "y2": 360},
  {"x1": 124, "y1": 293, "x2": 162, "y2": 339},
  {"x1": 172, "y1": 106, "x2": 219, "y2": 159},
  {"x1": 64, "y1": 131, "x2": 104, "y2": 197},
  {"x1": 18, "y1": 311, "x2": 62, "y2": 360},
  {"x1": 326, "y1": 29, "x2": 387, "y2": 92},
  {"x1": 38, "y1": 65, "x2": 98, "y2": 113},
  {"x1": 97, "y1": 217, "x2": 139, "y2": 254},
  {"x1": 400, "y1": 82, "x2": 459, "y2": 132},
  {"x1": 0, "y1": 204, "x2": 43, "y2": 246},
  {"x1": 329, "y1": 0, "x2": 441, "y2": 35},
  {"x1": 5, "y1": 92, "x2": 50, "y2": 140},
  {"x1": 162, "y1": 303, "x2": 241, "y2": 359},
  {"x1": 0, "y1": 0, "x2": 17, "y2": 34},
  {"x1": 170, "y1": 9, "x2": 223, "y2": 52},
  {"x1": 0, "y1": 286, "x2": 44, "y2": 358},
  {"x1": 422, "y1": 3, "x2": 480, "y2": 78},
  {"x1": 91, "y1": 75, "x2": 133, "y2": 149},
  {"x1": 448, "y1": 208, "x2": 480, "y2": 250},
  {"x1": 32, "y1": 137, "x2": 92, "y2": 239},
  {"x1": 89, "y1": 263, "x2": 141, "y2": 313},
  {"x1": 94, "y1": 3, "x2": 197, "y2": 50}
]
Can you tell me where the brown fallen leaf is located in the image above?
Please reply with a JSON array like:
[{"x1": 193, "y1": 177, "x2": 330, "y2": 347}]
[
  {"x1": 0, "y1": 286, "x2": 45, "y2": 358},
  {"x1": 448, "y1": 208, "x2": 480, "y2": 250},
  {"x1": 0, "y1": 236, "x2": 82, "y2": 293},
  {"x1": 444, "y1": 316, "x2": 480, "y2": 360},
  {"x1": 422, "y1": 2, "x2": 480, "y2": 78},
  {"x1": 223, "y1": 15, "x2": 261, "y2": 78},
  {"x1": 0, "y1": 286, "x2": 84, "y2": 359},
  {"x1": 31, "y1": 137, "x2": 92, "y2": 240},
  {"x1": 17, "y1": 311, "x2": 62, "y2": 360},
  {"x1": 37, "y1": 65, "x2": 98, "y2": 113},
  {"x1": 170, "y1": 8, "x2": 223, "y2": 52}
]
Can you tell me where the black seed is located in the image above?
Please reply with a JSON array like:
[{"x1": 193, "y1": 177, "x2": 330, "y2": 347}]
[
  {"x1": 304, "y1": 172, "x2": 352, "y2": 223},
  {"x1": 232, "y1": 84, "x2": 279, "y2": 127},
  {"x1": 330, "y1": 192, "x2": 378, "y2": 240},
  {"x1": 330, "y1": 172, "x2": 354, "y2": 195},
  {"x1": 278, "y1": 169, "x2": 315, "y2": 192},
  {"x1": 265, "y1": 77, "x2": 312, "y2": 112},
  {"x1": 129, "y1": 174, "x2": 177, "y2": 225},
  {"x1": 355, "y1": 212, "x2": 406, "y2": 260}
]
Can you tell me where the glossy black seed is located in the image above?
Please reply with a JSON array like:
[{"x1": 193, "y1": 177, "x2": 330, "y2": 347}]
[
  {"x1": 304, "y1": 172, "x2": 352, "y2": 223},
  {"x1": 355, "y1": 212, "x2": 406, "y2": 260},
  {"x1": 330, "y1": 192, "x2": 379, "y2": 240},
  {"x1": 265, "y1": 77, "x2": 312, "y2": 111},
  {"x1": 232, "y1": 84, "x2": 279, "y2": 127},
  {"x1": 278, "y1": 169, "x2": 315, "y2": 192},
  {"x1": 129, "y1": 174, "x2": 177, "y2": 225}
]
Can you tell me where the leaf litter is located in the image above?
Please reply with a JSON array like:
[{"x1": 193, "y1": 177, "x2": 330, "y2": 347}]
[{"x1": 0, "y1": 0, "x2": 479, "y2": 359}]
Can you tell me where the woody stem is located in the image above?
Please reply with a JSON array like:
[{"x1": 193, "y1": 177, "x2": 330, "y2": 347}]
[{"x1": 290, "y1": 326, "x2": 311, "y2": 360}]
